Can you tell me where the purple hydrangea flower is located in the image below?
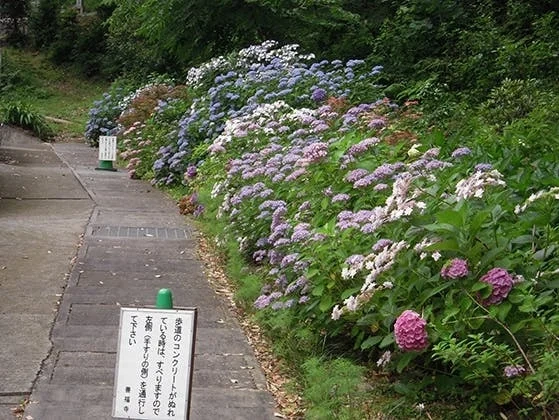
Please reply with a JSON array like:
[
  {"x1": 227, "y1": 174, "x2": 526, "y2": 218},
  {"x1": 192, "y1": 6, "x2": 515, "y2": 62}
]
[
  {"x1": 271, "y1": 301, "x2": 284, "y2": 310},
  {"x1": 475, "y1": 163, "x2": 493, "y2": 172},
  {"x1": 274, "y1": 238, "x2": 291, "y2": 247},
  {"x1": 394, "y1": 310, "x2": 429, "y2": 352},
  {"x1": 425, "y1": 160, "x2": 452, "y2": 171},
  {"x1": 299, "y1": 295, "x2": 310, "y2": 304},
  {"x1": 284, "y1": 299, "x2": 295, "y2": 308},
  {"x1": 368, "y1": 118, "x2": 386, "y2": 129},
  {"x1": 254, "y1": 295, "x2": 271, "y2": 309},
  {"x1": 291, "y1": 229, "x2": 311, "y2": 242},
  {"x1": 353, "y1": 174, "x2": 376, "y2": 188},
  {"x1": 193, "y1": 205, "x2": 205, "y2": 217},
  {"x1": 345, "y1": 254, "x2": 365, "y2": 267},
  {"x1": 253, "y1": 250, "x2": 267, "y2": 262},
  {"x1": 186, "y1": 165, "x2": 197, "y2": 178},
  {"x1": 285, "y1": 168, "x2": 307, "y2": 181},
  {"x1": 303, "y1": 142, "x2": 329, "y2": 163},
  {"x1": 345, "y1": 169, "x2": 369, "y2": 183},
  {"x1": 372, "y1": 239, "x2": 393, "y2": 253},
  {"x1": 275, "y1": 275, "x2": 288, "y2": 288},
  {"x1": 479, "y1": 268, "x2": 514, "y2": 305},
  {"x1": 310, "y1": 233, "x2": 327, "y2": 242},
  {"x1": 269, "y1": 291, "x2": 283, "y2": 301},
  {"x1": 332, "y1": 193, "x2": 350, "y2": 203},
  {"x1": 360, "y1": 223, "x2": 375, "y2": 233},
  {"x1": 256, "y1": 237, "x2": 269, "y2": 247},
  {"x1": 451, "y1": 147, "x2": 472, "y2": 158},
  {"x1": 281, "y1": 253, "x2": 300, "y2": 268},
  {"x1": 504, "y1": 365, "x2": 526, "y2": 378},
  {"x1": 346, "y1": 137, "x2": 380, "y2": 157},
  {"x1": 311, "y1": 88, "x2": 328, "y2": 102},
  {"x1": 294, "y1": 260, "x2": 310, "y2": 272},
  {"x1": 441, "y1": 258, "x2": 469, "y2": 279},
  {"x1": 298, "y1": 201, "x2": 311, "y2": 212}
]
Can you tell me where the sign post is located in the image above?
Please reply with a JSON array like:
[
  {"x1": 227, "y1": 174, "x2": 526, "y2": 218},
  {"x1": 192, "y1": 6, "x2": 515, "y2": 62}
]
[
  {"x1": 97, "y1": 135, "x2": 118, "y2": 171},
  {"x1": 113, "y1": 289, "x2": 197, "y2": 419}
]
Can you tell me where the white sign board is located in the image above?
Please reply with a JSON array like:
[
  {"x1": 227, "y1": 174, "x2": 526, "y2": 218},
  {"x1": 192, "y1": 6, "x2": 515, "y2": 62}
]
[
  {"x1": 113, "y1": 307, "x2": 197, "y2": 420},
  {"x1": 99, "y1": 135, "x2": 117, "y2": 161}
]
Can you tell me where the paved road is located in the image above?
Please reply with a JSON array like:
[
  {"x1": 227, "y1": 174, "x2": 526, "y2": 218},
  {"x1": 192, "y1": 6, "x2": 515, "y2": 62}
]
[
  {"x1": 0, "y1": 127, "x2": 276, "y2": 419},
  {"x1": 0, "y1": 127, "x2": 93, "y2": 418}
]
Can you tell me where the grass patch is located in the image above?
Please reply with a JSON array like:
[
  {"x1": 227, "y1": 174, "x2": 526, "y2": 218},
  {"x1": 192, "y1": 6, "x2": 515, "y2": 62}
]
[{"x1": 1, "y1": 48, "x2": 108, "y2": 138}]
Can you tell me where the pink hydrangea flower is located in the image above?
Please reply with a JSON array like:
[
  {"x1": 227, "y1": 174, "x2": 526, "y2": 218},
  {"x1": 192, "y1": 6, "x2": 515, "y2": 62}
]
[
  {"x1": 394, "y1": 310, "x2": 429, "y2": 352},
  {"x1": 479, "y1": 267, "x2": 513, "y2": 305},
  {"x1": 441, "y1": 258, "x2": 469, "y2": 279}
]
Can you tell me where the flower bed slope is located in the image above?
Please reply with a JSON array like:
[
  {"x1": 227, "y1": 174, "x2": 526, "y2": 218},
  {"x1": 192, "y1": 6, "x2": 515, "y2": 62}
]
[{"x1": 86, "y1": 41, "x2": 559, "y2": 417}]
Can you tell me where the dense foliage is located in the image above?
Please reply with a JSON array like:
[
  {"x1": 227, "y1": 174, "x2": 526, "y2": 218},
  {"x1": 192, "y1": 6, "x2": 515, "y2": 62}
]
[
  {"x1": 5, "y1": 1, "x2": 558, "y2": 98},
  {"x1": 86, "y1": 40, "x2": 559, "y2": 417},
  {"x1": 0, "y1": 0, "x2": 30, "y2": 44}
]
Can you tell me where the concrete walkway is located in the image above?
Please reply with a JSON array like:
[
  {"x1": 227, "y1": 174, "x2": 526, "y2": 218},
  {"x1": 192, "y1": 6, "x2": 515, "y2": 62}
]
[{"x1": 0, "y1": 128, "x2": 276, "y2": 419}]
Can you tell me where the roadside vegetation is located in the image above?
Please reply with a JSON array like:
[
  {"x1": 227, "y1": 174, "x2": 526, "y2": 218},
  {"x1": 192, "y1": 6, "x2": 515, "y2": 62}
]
[
  {"x1": 1, "y1": 0, "x2": 558, "y2": 418},
  {"x1": 0, "y1": 48, "x2": 107, "y2": 139}
]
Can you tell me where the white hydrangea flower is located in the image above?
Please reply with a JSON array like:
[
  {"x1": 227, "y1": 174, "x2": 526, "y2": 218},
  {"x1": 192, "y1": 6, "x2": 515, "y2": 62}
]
[
  {"x1": 514, "y1": 187, "x2": 559, "y2": 214},
  {"x1": 331, "y1": 305, "x2": 343, "y2": 320},
  {"x1": 343, "y1": 296, "x2": 359, "y2": 312},
  {"x1": 455, "y1": 169, "x2": 506, "y2": 200}
]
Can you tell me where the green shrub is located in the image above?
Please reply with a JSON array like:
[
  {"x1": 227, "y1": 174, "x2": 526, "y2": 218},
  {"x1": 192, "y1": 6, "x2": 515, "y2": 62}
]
[{"x1": 480, "y1": 78, "x2": 542, "y2": 129}]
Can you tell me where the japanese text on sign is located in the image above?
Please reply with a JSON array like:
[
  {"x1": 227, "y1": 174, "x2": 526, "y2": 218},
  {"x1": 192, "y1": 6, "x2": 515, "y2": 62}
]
[
  {"x1": 99, "y1": 135, "x2": 117, "y2": 161},
  {"x1": 113, "y1": 308, "x2": 197, "y2": 420}
]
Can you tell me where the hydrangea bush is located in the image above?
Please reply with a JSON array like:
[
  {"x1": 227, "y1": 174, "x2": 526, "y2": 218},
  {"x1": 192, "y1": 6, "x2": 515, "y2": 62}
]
[
  {"x1": 116, "y1": 82, "x2": 188, "y2": 179},
  {"x1": 152, "y1": 41, "x2": 384, "y2": 186},
  {"x1": 193, "y1": 92, "x2": 558, "y2": 413},
  {"x1": 86, "y1": 41, "x2": 559, "y2": 416},
  {"x1": 84, "y1": 85, "x2": 133, "y2": 146}
]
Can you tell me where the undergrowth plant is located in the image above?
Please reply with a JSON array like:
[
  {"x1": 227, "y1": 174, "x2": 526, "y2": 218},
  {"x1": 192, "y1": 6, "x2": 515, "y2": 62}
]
[{"x1": 0, "y1": 102, "x2": 54, "y2": 140}]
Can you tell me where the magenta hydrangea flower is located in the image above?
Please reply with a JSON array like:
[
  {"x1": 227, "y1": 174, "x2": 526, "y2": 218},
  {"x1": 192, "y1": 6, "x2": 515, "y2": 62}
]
[
  {"x1": 479, "y1": 267, "x2": 513, "y2": 305},
  {"x1": 441, "y1": 258, "x2": 469, "y2": 279},
  {"x1": 394, "y1": 310, "x2": 429, "y2": 352}
]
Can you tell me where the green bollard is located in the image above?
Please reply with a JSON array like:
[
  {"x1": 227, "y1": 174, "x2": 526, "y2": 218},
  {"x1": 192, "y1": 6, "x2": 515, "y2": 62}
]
[
  {"x1": 96, "y1": 159, "x2": 117, "y2": 171},
  {"x1": 156, "y1": 288, "x2": 173, "y2": 309}
]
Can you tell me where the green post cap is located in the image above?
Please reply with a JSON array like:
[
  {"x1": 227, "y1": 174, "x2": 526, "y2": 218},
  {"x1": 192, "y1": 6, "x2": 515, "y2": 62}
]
[{"x1": 156, "y1": 288, "x2": 173, "y2": 309}]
